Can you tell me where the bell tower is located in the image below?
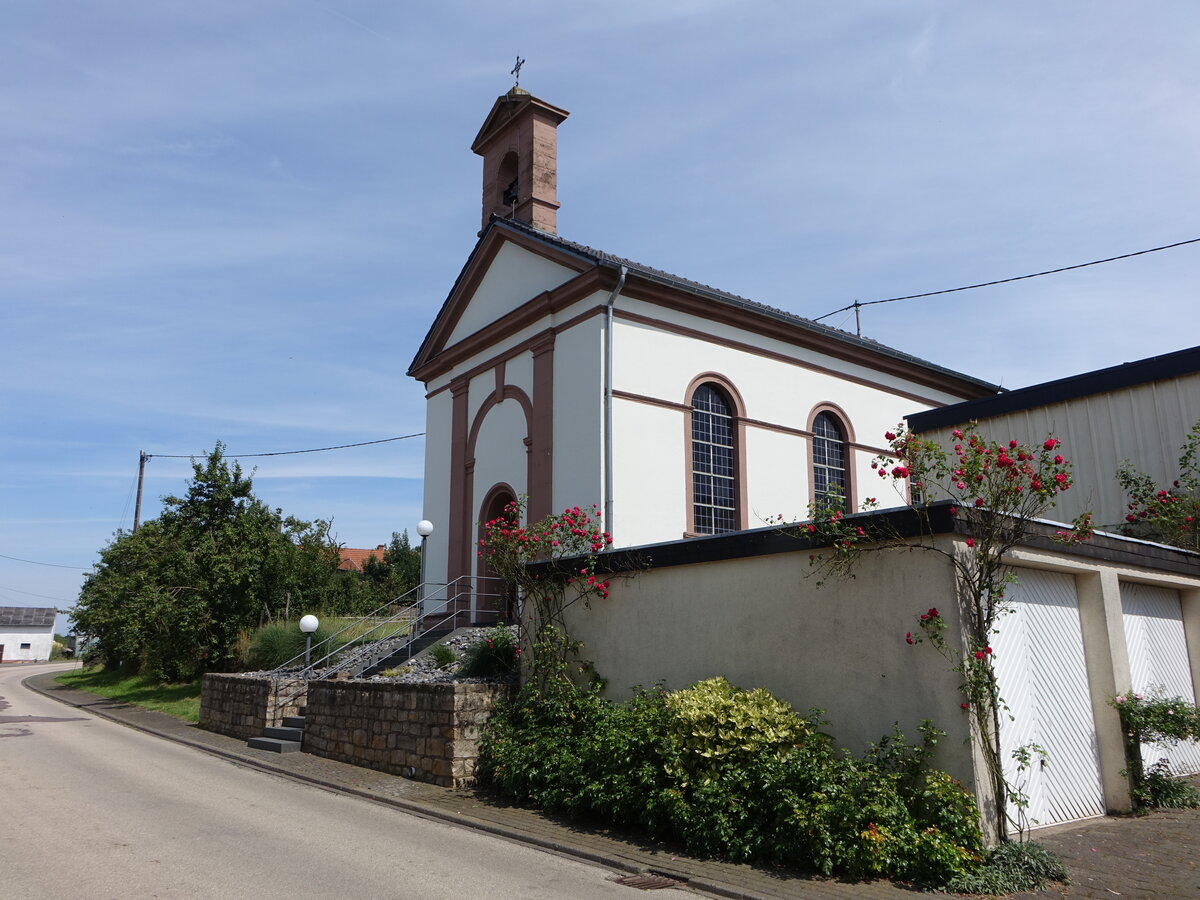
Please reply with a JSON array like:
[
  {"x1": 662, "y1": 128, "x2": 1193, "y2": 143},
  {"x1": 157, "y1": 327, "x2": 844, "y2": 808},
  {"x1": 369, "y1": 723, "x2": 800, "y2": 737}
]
[{"x1": 471, "y1": 88, "x2": 569, "y2": 235}]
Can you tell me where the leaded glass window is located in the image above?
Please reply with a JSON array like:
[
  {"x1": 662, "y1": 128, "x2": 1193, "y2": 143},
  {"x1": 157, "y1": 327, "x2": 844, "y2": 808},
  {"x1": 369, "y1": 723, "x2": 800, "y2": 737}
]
[
  {"x1": 812, "y1": 411, "x2": 848, "y2": 509},
  {"x1": 692, "y1": 384, "x2": 736, "y2": 534}
]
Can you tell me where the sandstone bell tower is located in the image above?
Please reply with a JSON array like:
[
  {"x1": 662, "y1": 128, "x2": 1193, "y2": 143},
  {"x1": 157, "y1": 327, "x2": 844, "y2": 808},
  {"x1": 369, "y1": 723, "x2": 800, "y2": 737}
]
[{"x1": 471, "y1": 88, "x2": 569, "y2": 235}]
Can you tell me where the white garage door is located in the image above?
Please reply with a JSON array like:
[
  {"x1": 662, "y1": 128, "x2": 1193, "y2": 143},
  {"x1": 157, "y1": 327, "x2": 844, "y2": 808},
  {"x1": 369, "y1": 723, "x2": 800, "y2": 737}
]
[
  {"x1": 1121, "y1": 582, "x2": 1200, "y2": 776},
  {"x1": 992, "y1": 568, "x2": 1105, "y2": 829}
]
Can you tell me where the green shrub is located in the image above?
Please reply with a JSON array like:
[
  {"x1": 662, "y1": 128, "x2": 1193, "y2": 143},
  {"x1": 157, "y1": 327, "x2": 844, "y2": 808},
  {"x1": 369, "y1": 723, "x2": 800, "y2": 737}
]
[
  {"x1": 240, "y1": 621, "x2": 344, "y2": 670},
  {"x1": 480, "y1": 675, "x2": 991, "y2": 887},
  {"x1": 945, "y1": 840, "x2": 1069, "y2": 894},
  {"x1": 664, "y1": 676, "x2": 812, "y2": 786},
  {"x1": 478, "y1": 681, "x2": 608, "y2": 808},
  {"x1": 459, "y1": 626, "x2": 519, "y2": 677},
  {"x1": 1141, "y1": 760, "x2": 1200, "y2": 808},
  {"x1": 428, "y1": 642, "x2": 456, "y2": 668}
]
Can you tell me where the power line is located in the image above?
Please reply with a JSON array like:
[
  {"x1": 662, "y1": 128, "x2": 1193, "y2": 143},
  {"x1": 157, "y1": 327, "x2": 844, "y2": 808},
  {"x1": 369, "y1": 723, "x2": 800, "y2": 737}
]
[
  {"x1": 0, "y1": 584, "x2": 75, "y2": 603},
  {"x1": 813, "y1": 236, "x2": 1200, "y2": 324},
  {"x1": 0, "y1": 553, "x2": 91, "y2": 571},
  {"x1": 148, "y1": 432, "x2": 425, "y2": 460},
  {"x1": 133, "y1": 432, "x2": 426, "y2": 531}
]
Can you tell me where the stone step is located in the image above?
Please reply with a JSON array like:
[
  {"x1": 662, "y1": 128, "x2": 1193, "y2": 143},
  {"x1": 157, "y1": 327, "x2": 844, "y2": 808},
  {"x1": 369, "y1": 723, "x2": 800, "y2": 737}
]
[
  {"x1": 247, "y1": 736, "x2": 302, "y2": 753},
  {"x1": 281, "y1": 716, "x2": 306, "y2": 729},
  {"x1": 264, "y1": 726, "x2": 304, "y2": 741}
]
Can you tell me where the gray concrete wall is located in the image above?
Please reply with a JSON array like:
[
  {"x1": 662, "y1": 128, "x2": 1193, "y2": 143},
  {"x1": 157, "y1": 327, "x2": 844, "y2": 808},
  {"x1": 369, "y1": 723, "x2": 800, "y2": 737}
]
[{"x1": 565, "y1": 538, "x2": 977, "y2": 785}]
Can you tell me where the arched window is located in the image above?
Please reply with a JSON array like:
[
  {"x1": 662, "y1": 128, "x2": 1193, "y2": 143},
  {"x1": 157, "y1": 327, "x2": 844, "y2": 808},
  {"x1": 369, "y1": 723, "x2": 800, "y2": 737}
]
[
  {"x1": 691, "y1": 383, "x2": 737, "y2": 534},
  {"x1": 812, "y1": 411, "x2": 849, "y2": 510}
]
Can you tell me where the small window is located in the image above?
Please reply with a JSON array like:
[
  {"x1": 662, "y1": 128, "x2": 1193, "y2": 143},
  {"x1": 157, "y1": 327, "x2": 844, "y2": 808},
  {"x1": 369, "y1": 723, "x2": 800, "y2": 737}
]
[
  {"x1": 691, "y1": 383, "x2": 737, "y2": 534},
  {"x1": 812, "y1": 411, "x2": 848, "y2": 509},
  {"x1": 20, "y1": 642, "x2": 32, "y2": 650}
]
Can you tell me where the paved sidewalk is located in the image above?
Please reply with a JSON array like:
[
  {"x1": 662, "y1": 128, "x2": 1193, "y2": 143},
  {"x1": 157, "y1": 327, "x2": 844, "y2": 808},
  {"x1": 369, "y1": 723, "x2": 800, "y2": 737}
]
[{"x1": 25, "y1": 670, "x2": 1200, "y2": 900}]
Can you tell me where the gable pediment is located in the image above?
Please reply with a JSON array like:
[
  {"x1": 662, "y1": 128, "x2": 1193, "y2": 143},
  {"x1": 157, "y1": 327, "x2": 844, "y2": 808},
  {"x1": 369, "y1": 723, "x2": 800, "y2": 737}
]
[{"x1": 408, "y1": 223, "x2": 595, "y2": 380}]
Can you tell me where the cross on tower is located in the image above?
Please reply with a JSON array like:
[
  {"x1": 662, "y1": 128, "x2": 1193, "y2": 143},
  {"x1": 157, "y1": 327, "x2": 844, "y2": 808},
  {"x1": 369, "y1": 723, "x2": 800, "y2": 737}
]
[{"x1": 511, "y1": 55, "x2": 525, "y2": 87}]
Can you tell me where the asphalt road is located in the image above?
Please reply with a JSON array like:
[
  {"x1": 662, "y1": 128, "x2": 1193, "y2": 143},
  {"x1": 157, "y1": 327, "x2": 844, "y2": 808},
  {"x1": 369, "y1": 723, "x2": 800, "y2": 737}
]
[{"x1": 0, "y1": 662, "x2": 687, "y2": 899}]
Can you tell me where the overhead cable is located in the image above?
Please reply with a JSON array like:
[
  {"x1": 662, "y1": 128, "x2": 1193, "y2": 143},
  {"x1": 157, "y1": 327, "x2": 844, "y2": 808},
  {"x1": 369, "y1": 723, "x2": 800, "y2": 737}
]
[
  {"x1": 813, "y1": 236, "x2": 1200, "y2": 323},
  {"x1": 148, "y1": 432, "x2": 425, "y2": 460},
  {"x1": 0, "y1": 553, "x2": 91, "y2": 571}
]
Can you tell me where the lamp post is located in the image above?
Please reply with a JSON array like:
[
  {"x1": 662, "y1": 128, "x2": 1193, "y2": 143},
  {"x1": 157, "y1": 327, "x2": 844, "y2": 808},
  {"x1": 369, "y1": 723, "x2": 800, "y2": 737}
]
[
  {"x1": 416, "y1": 520, "x2": 433, "y2": 619},
  {"x1": 299, "y1": 614, "x2": 319, "y2": 670}
]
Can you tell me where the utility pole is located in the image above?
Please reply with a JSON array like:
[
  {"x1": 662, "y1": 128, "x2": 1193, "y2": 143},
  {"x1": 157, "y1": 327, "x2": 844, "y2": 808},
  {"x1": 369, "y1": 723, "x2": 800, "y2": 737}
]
[{"x1": 133, "y1": 451, "x2": 149, "y2": 533}]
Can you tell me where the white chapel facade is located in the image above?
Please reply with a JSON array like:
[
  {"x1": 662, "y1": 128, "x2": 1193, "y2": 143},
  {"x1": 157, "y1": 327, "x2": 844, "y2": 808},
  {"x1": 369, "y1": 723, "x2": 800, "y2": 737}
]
[{"x1": 408, "y1": 88, "x2": 1000, "y2": 606}]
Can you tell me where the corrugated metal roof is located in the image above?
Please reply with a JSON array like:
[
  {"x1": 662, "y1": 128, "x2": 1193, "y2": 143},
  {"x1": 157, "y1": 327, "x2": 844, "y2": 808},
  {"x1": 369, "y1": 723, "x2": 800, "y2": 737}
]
[{"x1": 0, "y1": 606, "x2": 57, "y2": 628}]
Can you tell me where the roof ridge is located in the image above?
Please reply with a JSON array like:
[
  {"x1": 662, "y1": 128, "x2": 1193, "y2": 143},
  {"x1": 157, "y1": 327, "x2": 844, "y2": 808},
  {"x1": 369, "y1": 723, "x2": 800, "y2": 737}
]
[{"x1": 489, "y1": 217, "x2": 1001, "y2": 392}]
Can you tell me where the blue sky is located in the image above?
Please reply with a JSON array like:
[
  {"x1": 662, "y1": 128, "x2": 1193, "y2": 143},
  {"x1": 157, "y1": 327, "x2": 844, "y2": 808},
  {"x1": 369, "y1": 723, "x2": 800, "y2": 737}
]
[{"x1": 4, "y1": 1, "x2": 1198, "y2": 630}]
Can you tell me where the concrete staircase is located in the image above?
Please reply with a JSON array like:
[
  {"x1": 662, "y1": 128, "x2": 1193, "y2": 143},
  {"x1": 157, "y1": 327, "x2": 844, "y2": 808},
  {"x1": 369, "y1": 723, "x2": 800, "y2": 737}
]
[
  {"x1": 356, "y1": 625, "x2": 456, "y2": 678},
  {"x1": 247, "y1": 713, "x2": 306, "y2": 754}
]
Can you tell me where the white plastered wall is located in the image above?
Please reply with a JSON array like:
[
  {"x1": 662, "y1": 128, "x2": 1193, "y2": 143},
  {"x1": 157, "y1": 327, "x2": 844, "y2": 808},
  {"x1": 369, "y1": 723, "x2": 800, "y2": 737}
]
[
  {"x1": 549, "y1": 315, "x2": 604, "y2": 516},
  {"x1": 445, "y1": 242, "x2": 579, "y2": 346},
  {"x1": 470, "y1": 396, "x2": 531, "y2": 553},
  {"x1": 607, "y1": 304, "x2": 953, "y2": 543},
  {"x1": 421, "y1": 389, "x2": 454, "y2": 586},
  {"x1": 0, "y1": 628, "x2": 53, "y2": 661}
]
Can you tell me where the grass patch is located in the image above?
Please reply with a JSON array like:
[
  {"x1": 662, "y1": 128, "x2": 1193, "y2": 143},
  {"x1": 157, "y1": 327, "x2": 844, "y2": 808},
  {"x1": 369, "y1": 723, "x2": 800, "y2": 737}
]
[{"x1": 55, "y1": 668, "x2": 201, "y2": 723}]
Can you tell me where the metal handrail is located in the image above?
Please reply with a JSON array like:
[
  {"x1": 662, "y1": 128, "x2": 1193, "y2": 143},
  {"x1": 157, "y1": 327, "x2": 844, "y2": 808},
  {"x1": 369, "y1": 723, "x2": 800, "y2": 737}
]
[
  {"x1": 265, "y1": 574, "x2": 507, "y2": 721},
  {"x1": 271, "y1": 581, "x2": 431, "y2": 673}
]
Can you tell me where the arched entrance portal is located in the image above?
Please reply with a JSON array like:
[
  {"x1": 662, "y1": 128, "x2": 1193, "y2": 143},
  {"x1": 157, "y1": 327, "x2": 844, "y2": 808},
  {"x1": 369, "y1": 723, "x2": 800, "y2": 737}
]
[{"x1": 476, "y1": 485, "x2": 518, "y2": 624}]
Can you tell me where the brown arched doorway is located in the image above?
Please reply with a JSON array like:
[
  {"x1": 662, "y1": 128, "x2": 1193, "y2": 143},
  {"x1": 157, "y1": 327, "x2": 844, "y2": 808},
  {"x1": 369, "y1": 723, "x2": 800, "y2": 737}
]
[{"x1": 477, "y1": 485, "x2": 518, "y2": 624}]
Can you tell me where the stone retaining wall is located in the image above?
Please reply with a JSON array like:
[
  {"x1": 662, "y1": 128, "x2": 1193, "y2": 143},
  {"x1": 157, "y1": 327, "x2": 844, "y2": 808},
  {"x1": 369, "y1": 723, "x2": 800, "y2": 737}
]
[
  {"x1": 303, "y1": 681, "x2": 511, "y2": 788},
  {"x1": 200, "y1": 674, "x2": 307, "y2": 741}
]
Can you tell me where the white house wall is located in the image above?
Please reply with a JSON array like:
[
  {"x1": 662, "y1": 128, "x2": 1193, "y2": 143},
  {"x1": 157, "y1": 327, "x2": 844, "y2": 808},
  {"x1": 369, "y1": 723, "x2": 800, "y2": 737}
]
[
  {"x1": 0, "y1": 628, "x2": 53, "y2": 662},
  {"x1": 608, "y1": 304, "x2": 947, "y2": 537},
  {"x1": 421, "y1": 389, "x2": 453, "y2": 594},
  {"x1": 615, "y1": 296, "x2": 973, "y2": 409},
  {"x1": 470, "y1": 399, "x2": 530, "y2": 527},
  {"x1": 445, "y1": 242, "x2": 580, "y2": 347},
  {"x1": 550, "y1": 317, "x2": 604, "y2": 515},
  {"x1": 612, "y1": 399, "x2": 688, "y2": 545}
]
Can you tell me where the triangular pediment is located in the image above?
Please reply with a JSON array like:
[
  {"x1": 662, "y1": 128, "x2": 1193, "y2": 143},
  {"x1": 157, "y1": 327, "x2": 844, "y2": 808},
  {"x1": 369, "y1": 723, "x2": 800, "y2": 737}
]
[
  {"x1": 408, "y1": 222, "x2": 595, "y2": 380},
  {"x1": 471, "y1": 89, "x2": 569, "y2": 156}
]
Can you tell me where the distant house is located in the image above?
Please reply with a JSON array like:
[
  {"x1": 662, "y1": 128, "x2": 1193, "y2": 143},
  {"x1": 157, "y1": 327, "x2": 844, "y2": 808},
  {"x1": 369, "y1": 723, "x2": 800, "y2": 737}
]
[
  {"x1": 907, "y1": 345, "x2": 1200, "y2": 531},
  {"x1": 0, "y1": 606, "x2": 56, "y2": 663},
  {"x1": 337, "y1": 545, "x2": 389, "y2": 573}
]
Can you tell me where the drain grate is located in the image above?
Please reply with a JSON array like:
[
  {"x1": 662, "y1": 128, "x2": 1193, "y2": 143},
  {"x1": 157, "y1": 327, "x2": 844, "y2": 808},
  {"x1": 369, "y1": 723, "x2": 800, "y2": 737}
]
[{"x1": 612, "y1": 873, "x2": 684, "y2": 890}]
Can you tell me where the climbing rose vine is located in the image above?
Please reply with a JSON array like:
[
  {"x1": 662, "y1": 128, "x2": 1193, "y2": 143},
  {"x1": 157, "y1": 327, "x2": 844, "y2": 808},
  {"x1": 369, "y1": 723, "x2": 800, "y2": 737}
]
[
  {"x1": 1117, "y1": 420, "x2": 1200, "y2": 553},
  {"x1": 479, "y1": 497, "x2": 614, "y2": 690},
  {"x1": 787, "y1": 423, "x2": 1093, "y2": 839}
]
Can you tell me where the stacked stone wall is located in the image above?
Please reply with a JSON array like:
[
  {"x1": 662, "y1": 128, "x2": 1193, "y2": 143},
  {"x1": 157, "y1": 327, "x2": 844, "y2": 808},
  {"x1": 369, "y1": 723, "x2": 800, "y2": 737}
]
[
  {"x1": 304, "y1": 681, "x2": 510, "y2": 787},
  {"x1": 200, "y1": 674, "x2": 307, "y2": 741}
]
